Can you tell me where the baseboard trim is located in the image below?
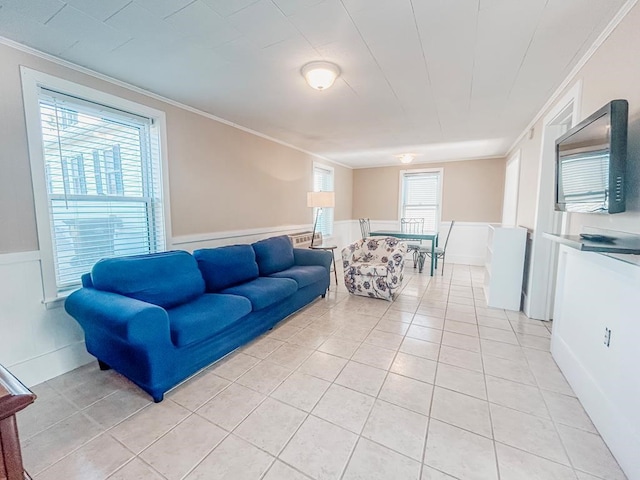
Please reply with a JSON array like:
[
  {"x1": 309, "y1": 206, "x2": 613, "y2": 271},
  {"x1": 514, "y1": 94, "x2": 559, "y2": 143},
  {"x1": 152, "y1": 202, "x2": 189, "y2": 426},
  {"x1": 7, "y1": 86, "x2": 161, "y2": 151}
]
[
  {"x1": 446, "y1": 254, "x2": 485, "y2": 266},
  {"x1": 552, "y1": 334, "x2": 637, "y2": 479},
  {"x1": 8, "y1": 341, "x2": 94, "y2": 387}
]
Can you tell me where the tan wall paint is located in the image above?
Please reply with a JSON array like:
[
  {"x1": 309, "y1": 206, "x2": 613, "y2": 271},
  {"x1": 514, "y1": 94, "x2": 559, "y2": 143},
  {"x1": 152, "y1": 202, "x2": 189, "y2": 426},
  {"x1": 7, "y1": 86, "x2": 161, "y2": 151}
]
[
  {"x1": 352, "y1": 157, "x2": 506, "y2": 222},
  {"x1": 512, "y1": 3, "x2": 640, "y2": 234},
  {"x1": 0, "y1": 43, "x2": 352, "y2": 253}
]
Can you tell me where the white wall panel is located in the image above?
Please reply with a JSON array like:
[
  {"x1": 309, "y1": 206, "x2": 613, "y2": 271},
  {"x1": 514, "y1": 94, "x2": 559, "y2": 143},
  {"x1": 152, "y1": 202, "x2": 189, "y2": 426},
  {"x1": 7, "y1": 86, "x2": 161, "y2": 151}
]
[
  {"x1": 552, "y1": 246, "x2": 640, "y2": 479},
  {"x1": 0, "y1": 252, "x2": 93, "y2": 387}
]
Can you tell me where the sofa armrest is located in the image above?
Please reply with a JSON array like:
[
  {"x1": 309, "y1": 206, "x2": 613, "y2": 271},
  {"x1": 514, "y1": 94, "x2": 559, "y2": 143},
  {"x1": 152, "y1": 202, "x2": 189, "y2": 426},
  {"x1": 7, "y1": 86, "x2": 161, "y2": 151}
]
[
  {"x1": 65, "y1": 288, "x2": 171, "y2": 347},
  {"x1": 293, "y1": 248, "x2": 332, "y2": 270}
]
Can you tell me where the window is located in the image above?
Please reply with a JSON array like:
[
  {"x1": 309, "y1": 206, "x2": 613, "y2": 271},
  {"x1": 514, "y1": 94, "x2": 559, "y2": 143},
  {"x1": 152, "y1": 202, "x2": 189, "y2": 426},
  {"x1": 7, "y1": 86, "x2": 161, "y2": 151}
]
[
  {"x1": 22, "y1": 69, "x2": 168, "y2": 299},
  {"x1": 313, "y1": 163, "x2": 334, "y2": 236},
  {"x1": 399, "y1": 169, "x2": 442, "y2": 231}
]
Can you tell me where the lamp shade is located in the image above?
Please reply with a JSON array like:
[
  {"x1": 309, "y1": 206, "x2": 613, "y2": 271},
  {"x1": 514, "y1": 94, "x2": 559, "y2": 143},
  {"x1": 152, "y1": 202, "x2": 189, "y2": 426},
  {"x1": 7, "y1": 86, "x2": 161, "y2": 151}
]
[{"x1": 307, "y1": 191, "x2": 335, "y2": 208}]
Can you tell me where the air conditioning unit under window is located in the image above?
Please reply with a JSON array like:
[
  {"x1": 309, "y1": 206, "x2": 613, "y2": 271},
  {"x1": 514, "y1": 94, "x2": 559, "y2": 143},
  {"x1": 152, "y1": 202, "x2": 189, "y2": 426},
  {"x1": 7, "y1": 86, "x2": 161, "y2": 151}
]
[{"x1": 288, "y1": 231, "x2": 323, "y2": 248}]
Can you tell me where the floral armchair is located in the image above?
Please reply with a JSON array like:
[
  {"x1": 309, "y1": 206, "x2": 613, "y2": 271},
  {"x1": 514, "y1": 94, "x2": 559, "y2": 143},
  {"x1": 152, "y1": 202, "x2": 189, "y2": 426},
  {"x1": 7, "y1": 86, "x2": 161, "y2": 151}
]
[{"x1": 342, "y1": 237, "x2": 407, "y2": 301}]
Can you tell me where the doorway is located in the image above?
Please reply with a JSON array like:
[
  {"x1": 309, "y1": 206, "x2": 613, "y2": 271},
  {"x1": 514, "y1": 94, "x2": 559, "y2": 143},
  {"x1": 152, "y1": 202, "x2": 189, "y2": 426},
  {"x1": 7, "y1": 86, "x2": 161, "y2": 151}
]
[
  {"x1": 502, "y1": 151, "x2": 521, "y2": 226},
  {"x1": 524, "y1": 82, "x2": 581, "y2": 321}
]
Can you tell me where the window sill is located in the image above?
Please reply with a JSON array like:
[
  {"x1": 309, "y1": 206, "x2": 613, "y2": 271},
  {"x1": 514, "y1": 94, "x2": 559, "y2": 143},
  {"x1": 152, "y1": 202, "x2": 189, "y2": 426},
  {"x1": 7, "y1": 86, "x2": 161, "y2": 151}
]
[{"x1": 43, "y1": 289, "x2": 75, "y2": 310}]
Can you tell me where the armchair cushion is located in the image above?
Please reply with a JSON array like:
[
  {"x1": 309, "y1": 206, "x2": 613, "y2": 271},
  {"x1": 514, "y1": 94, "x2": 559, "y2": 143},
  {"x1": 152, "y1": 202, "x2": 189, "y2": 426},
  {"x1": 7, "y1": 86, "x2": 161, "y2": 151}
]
[
  {"x1": 91, "y1": 251, "x2": 205, "y2": 309},
  {"x1": 350, "y1": 263, "x2": 388, "y2": 277}
]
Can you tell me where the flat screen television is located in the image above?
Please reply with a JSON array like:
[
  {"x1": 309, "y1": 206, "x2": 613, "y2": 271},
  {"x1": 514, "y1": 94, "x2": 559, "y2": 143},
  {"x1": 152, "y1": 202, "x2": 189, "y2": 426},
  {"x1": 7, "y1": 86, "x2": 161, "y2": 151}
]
[{"x1": 555, "y1": 99, "x2": 628, "y2": 213}]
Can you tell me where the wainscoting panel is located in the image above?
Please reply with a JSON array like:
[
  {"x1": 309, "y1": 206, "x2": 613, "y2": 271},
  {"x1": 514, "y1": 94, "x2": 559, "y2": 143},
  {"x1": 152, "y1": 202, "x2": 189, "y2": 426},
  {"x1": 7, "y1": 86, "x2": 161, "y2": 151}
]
[
  {"x1": 0, "y1": 251, "x2": 92, "y2": 387},
  {"x1": 552, "y1": 246, "x2": 640, "y2": 479},
  {"x1": 366, "y1": 220, "x2": 489, "y2": 266}
]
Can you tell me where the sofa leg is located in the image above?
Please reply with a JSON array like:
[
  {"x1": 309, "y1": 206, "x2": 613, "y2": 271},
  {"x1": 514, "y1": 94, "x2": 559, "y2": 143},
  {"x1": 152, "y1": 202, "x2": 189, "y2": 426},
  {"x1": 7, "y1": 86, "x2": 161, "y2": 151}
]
[
  {"x1": 152, "y1": 393, "x2": 164, "y2": 403},
  {"x1": 98, "y1": 360, "x2": 111, "y2": 371}
]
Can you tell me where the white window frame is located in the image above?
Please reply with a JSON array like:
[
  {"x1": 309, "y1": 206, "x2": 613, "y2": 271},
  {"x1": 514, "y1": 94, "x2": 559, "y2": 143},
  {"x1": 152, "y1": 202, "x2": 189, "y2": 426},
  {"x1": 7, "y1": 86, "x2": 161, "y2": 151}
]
[
  {"x1": 398, "y1": 168, "x2": 443, "y2": 231},
  {"x1": 312, "y1": 162, "x2": 335, "y2": 237},
  {"x1": 21, "y1": 67, "x2": 172, "y2": 304}
]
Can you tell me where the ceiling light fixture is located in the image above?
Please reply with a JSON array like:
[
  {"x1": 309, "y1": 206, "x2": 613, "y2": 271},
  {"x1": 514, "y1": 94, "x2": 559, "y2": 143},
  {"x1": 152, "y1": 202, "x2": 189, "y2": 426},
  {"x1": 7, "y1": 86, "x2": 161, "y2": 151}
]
[
  {"x1": 396, "y1": 153, "x2": 416, "y2": 164},
  {"x1": 301, "y1": 61, "x2": 340, "y2": 90}
]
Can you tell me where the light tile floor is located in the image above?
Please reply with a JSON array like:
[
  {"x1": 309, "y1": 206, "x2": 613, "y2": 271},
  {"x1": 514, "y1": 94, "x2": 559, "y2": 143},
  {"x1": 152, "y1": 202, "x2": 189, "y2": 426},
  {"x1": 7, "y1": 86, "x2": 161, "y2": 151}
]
[{"x1": 18, "y1": 264, "x2": 627, "y2": 480}]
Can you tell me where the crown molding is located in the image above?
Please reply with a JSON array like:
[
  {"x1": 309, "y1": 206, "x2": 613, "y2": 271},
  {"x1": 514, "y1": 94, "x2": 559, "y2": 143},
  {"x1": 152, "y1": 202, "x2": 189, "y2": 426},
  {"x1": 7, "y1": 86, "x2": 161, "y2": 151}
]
[
  {"x1": 507, "y1": 0, "x2": 638, "y2": 154},
  {"x1": 0, "y1": 36, "x2": 352, "y2": 170}
]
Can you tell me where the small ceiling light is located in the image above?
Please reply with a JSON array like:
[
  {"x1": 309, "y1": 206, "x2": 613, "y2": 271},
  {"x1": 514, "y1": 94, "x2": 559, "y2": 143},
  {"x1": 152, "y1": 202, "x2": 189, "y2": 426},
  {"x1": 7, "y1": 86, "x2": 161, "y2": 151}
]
[
  {"x1": 301, "y1": 61, "x2": 340, "y2": 90},
  {"x1": 396, "y1": 153, "x2": 415, "y2": 164}
]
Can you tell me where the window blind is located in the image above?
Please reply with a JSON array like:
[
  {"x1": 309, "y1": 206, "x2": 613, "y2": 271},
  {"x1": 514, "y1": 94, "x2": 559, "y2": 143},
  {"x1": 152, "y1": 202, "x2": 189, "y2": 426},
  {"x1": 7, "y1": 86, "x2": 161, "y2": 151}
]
[
  {"x1": 401, "y1": 171, "x2": 441, "y2": 231},
  {"x1": 313, "y1": 165, "x2": 334, "y2": 236},
  {"x1": 38, "y1": 89, "x2": 165, "y2": 292}
]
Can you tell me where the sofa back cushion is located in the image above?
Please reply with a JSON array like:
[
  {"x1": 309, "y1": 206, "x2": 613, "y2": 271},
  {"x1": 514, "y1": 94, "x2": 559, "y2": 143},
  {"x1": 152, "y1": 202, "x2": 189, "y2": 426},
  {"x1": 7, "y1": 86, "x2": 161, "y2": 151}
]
[
  {"x1": 252, "y1": 235, "x2": 295, "y2": 275},
  {"x1": 91, "y1": 251, "x2": 205, "y2": 309},
  {"x1": 194, "y1": 245, "x2": 259, "y2": 292}
]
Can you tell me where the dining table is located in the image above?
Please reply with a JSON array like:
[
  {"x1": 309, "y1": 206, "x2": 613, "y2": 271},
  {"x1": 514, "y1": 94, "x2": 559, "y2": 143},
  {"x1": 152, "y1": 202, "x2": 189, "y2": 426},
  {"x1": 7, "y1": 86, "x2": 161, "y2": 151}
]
[{"x1": 369, "y1": 230, "x2": 439, "y2": 276}]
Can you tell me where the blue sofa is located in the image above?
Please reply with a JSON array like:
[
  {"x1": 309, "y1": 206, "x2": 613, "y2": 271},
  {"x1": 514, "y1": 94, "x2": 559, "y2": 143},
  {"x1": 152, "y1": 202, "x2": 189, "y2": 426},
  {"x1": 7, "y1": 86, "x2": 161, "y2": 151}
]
[{"x1": 64, "y1": 235, "x2": 332, "y2": 402}]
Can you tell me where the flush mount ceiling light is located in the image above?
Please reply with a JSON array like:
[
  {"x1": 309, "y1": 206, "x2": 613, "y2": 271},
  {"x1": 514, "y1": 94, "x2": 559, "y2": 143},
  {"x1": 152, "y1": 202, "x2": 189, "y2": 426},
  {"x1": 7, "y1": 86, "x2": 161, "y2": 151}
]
[
  {"x1": 395, "y1": 153, "x2": 416, "y2": 164},
  {"x1": 301, "y1": 61, "x2": 341, "y2": 90}
]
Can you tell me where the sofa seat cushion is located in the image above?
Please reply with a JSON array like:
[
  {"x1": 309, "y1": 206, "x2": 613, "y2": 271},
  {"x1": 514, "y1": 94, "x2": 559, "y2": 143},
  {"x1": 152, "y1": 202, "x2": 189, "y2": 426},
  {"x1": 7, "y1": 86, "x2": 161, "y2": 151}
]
[
  {"x1": 167, "y1": 293, "x2": 252, "y2": 347},
  {"x1": 350, "y1": 263, "x2": 388, "y2": 277},
  {"x1": 194, "y1": 245, "x2": 259, "y2": 292},
  {"x1": 221, "y1": 277, "x2": 297, "y2": 311},
  {"x1": 252, "y1": 235, "x2": 295, "y2": 275},
  {"x1": 269, "y1": 265, "x2": 327, "y2": 288},
  {"x1": 91, "y1": 251, "x2": 205, "y2": 309}
]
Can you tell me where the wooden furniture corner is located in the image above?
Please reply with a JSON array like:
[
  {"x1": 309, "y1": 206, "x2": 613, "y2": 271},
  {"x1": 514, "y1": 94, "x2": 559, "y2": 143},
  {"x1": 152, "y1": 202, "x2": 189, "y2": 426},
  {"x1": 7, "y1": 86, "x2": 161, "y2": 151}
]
[{"x1": 0, "y1": 364, "x2": 36, "y2": 480}]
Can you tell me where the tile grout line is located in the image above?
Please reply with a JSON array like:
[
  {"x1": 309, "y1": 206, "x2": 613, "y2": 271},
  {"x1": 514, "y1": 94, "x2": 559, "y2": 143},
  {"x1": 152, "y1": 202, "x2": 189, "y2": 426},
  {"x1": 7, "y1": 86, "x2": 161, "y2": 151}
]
[
  {"x1": 256, "y1": 288, "x2": 393, "y2": 479},
  {"x1": 179, "y1": 294, "x2": 350, "y2": 479},
  {"x1": 29, "y1": 267, "x2": 617, "y2": 480},
  {"x1": 338, "y1": 269, "x2": 434, "y2": 479},
  {"x1": 420, "y1": 272, "x2": 449, "y2": 479},
  {"x1": 474, "y1": 274, "x2": 503, "y2": 480}
]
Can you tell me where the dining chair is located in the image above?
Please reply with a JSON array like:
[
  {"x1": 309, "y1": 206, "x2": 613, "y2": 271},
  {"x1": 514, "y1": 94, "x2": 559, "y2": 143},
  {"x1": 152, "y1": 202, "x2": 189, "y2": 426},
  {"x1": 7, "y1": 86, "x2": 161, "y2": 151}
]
[
  {"x1": 400, "y1": 218, "x2": 425, "y2": 268},
  {"x1": 425, "y1": 220, "x2": 456, "y2": 275},
  {"x1": 359, "y1": 218, "x2": 371, "y2": 239}
]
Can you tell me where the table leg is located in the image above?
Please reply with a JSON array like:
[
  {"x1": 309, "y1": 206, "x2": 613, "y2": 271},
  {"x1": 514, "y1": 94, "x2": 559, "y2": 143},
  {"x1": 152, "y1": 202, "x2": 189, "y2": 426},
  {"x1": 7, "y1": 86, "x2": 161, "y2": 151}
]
[
  {"x1": 417, "y1": 252, "x2": 425, "y2": 273},
  {"x1": 331, "y1": 250, "x2": 338, "y2": 286},
  {"x1": 430, "y1": 238, "x2": 436, "y2": 276}
]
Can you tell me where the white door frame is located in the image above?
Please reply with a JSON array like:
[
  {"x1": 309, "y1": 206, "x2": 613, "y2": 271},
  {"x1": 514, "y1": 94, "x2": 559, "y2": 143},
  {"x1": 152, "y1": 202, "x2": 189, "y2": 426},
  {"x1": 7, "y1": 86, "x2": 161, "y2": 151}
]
[
  {"x1": 502, "y1": 150, "x2": 521, "y2": 226},
  {"x1": 524, "y1": 80, "x2": 582, "y2": 320}
]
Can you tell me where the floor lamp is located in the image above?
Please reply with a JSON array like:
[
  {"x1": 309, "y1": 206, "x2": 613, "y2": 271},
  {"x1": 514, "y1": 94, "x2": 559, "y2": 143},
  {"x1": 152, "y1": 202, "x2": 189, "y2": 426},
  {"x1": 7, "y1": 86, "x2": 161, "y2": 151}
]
[{"x1": 307, "y1": 191, "x2": 335, "y2": 247}]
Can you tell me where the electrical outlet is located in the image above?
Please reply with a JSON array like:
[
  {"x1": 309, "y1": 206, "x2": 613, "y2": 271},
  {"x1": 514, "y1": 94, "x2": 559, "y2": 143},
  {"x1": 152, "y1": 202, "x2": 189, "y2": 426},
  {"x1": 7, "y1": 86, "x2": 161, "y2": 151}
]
[{"x1": 604, "y1": 328, "x2": 612, "y2": 347}]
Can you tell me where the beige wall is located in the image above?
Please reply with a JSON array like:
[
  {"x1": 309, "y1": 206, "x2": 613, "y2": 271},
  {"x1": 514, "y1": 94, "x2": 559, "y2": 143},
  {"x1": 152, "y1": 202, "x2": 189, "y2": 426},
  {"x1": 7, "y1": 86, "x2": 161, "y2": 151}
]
[
  {"x1": 512, "y1": 3, "x2": 640, "y2": 234},
  {"x1": 352, "y1": 157, "x2": 506, "y2": 222},
  {"x1": 0, "y1": 42, "x2": 352, "y2": 253}
]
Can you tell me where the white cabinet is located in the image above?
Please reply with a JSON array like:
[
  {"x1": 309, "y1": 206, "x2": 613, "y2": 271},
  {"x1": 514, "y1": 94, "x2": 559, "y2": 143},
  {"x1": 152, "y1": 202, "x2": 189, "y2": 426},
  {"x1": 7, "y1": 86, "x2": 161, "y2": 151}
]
[{"x1": 483, "y1": 224, "x2": 527, "y2": 310}]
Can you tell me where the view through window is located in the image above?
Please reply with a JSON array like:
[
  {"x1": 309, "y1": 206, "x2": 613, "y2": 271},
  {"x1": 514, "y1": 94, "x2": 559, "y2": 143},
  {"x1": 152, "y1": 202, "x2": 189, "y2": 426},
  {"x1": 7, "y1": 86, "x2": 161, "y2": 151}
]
[
  {"x1": 313, "y1": 164, "x2": 334, "y2": 236},
  {"x1": 400, "y1": 170, "x2": 442, "y2": 231},
  {"x1": 38, "y1": 88, "x2": 165, "y2": 292}
]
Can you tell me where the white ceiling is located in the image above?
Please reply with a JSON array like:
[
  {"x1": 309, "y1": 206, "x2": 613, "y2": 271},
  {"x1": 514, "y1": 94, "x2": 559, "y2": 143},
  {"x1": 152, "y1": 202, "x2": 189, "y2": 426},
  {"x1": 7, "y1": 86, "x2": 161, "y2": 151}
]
[{"x1": 0, "y1": 0, "x2": 628, "y2": 168}]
